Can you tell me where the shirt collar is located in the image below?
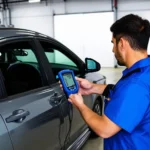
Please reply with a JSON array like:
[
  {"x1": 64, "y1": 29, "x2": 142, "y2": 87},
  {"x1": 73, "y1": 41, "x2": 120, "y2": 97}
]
[{"x1": 123, "y1": 57, "x2": 150, "y2": 77}]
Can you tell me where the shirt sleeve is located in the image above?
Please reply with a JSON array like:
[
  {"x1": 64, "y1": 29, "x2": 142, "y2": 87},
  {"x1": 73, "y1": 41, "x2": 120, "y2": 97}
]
[{"x1": 104, "y1": 82, "x2": 149, "y2": 133}]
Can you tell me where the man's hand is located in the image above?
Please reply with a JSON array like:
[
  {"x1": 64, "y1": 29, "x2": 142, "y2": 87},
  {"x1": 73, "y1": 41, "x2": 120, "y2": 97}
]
[
  {"x1": 76, "y1": 77, "x2": 94, "y2": 95},
  {"x1": 69, "y1": 93, "x2": 84, "y2": 109},
  {"x1": 76, "y1": 77, "x2": 107, "y2": 95}
]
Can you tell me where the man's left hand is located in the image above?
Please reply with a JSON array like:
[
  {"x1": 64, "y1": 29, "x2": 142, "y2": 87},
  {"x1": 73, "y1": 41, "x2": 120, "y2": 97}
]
[{"x1": 68, "y1": 93, "x2": 84, "y2": 109}]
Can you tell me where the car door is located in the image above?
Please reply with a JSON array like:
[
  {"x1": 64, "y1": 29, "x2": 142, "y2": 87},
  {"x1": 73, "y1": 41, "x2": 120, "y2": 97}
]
[
  {"x1": 0, "y1": 39, "x2": 68, "y2": 150},
  {"x1": 0, "y1": 116, "x2": 13, "y2": 150},
  {"x1": 38, "y1": 39, "x2": 93, "y2": 146}
]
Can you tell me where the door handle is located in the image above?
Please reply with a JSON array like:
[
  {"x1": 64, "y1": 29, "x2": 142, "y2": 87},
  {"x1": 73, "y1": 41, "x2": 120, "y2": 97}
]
[
  {"x1": 49, "y1": 92, "x2": 64, "y2": 106},
  {"x1": 49, "y1": 92, "x2": 65, "y2": 124},
  {"x1": 6, "y1": 109, "x2": 30, "y2": 123}
]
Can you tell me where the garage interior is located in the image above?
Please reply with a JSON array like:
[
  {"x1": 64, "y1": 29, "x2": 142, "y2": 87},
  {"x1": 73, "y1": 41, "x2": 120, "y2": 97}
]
[
  {"x1": 0, "y1": 0, "x2": 149, "y2": 150},
  {"x1": 0, "y1": 0, "x2": 150, "y2": 69}
]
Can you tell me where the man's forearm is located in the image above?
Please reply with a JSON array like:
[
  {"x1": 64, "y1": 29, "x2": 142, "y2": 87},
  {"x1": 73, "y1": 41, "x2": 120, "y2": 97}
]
[
  {"x1": 77, "y1": 103, "x2": 108, "y2": 138},
  {"x1": 92, "y1": 84, "x2": 107, "y2": 95}
]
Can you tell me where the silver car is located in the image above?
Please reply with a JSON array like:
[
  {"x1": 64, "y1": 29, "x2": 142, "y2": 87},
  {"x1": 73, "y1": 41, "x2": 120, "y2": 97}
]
[{"x1": 0, "y1": 28, "x2": 106, "y2": 150}]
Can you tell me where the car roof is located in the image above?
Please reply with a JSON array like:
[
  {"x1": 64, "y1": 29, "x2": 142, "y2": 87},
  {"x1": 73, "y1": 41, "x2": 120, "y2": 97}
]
[{"x1": 0, "y1": 28, "x2": 53, "y2": 40}]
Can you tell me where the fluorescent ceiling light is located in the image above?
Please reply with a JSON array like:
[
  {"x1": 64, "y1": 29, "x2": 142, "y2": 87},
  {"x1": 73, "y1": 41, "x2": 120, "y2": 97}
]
[{"x1": 29, "y1": 0, "x2": 40, "y2": 3}]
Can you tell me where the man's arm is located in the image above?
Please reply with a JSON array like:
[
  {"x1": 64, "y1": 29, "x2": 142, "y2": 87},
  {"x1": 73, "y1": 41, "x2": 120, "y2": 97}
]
[
  {"x1": 76, "y1": 77, "x2": 109, "y2": 95},
  {"x1": 69, "y1": 94, "x2": 121, "y2": 138},
  {"x1": 78, "y1": 103, "x2": 121, "y2": 138},
  {"x1": 76, "y1": 77, "x2": 114, "y2": 97},
  {"x1": 91, "y1": 83, "x2": 107, "y2": 95}
]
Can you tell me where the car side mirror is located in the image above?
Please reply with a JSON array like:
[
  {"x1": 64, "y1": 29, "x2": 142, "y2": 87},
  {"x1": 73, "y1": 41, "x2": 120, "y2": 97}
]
[{"x1": 85, "y1": 58, "x2": 101, "y2": 73}]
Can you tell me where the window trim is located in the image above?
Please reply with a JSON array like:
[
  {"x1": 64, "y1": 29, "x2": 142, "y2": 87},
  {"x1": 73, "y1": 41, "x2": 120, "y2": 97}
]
[
  {"x1": 1, "y1": 86, "x2": 52, "y2": 102},
  {"x1": 33, "y1": 38, "x2": 56, "y2": 84}
]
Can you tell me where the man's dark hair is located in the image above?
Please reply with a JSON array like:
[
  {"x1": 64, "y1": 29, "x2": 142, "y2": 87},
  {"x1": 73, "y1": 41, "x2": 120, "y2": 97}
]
[{"x1": 110, "y1": 14, "x2": 150, "y2": 50}]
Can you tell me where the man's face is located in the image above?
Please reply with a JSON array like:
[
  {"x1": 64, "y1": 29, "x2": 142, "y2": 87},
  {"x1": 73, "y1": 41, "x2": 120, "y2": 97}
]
[{"x1": 111, "y1": 37, "x2": 125, "y2": 66}]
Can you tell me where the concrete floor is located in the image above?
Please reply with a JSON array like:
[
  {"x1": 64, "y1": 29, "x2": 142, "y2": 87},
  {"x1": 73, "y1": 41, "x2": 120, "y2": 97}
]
[{"x1": 81, "y1": 67, "x2": 125, "y2": 150}]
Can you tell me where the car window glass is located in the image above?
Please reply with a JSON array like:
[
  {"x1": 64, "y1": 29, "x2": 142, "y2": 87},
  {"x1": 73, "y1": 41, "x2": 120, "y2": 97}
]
[
  {"x1": 0, "y1": 41, "x2": 44, "y2": 96},
  {"x1": 40, "y1": 41, "x2": 80, "y2": 79},
  {"x1": 45, "y1": 50, "x2": 77, "y2": 67},
  {"x1": 15, "y1": 49, "x2": 38, "y2": 63}
]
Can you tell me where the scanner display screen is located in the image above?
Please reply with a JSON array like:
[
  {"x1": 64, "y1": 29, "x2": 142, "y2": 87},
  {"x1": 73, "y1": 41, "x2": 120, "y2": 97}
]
[{"x1": 63, "y1": 73, "x2": 75, "y2": 88}]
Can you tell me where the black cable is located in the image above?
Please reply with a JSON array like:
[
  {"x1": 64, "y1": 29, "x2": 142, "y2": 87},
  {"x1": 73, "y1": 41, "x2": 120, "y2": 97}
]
[
  {"x1": 62, "y1": 103, "x2": 73, "y2": 150},
  {"x1": 56, "y1": 95, "x2": 66, "y2": 150},
  {"x1": 58, "y1": 104, "x2": 63, "y2": 150},
  {"x1": 57, "y1": 95, "x2": 74, "y2": 150},
  {"x1": 66, "y1": 104, "x2": 73, "y2": 141}
]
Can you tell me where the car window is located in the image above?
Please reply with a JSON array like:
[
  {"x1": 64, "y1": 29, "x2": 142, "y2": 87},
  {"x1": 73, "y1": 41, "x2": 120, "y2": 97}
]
[
  {"x1": 39, "y1": 41, "x2": 80, "y2": 79},
  {"x1": 0, "y1": 41, "x2": 45, "y2": 96},
  {"x1": 45, "y1": 50, "x2": 77, "y2": 67},
  {"x1": 15, "y1": 49, "x2": 38, "y2": 63}
]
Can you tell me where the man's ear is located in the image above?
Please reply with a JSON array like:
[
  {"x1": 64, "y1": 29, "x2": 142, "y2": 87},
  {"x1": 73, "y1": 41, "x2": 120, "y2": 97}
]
[{"x1": 119, "y1": 37, "x2": 126, "y2": 51}]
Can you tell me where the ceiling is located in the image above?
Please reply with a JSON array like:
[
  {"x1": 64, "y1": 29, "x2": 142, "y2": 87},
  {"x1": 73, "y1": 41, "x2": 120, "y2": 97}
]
[{"x1": 0, "y1": 0, "x2": 149, "y2": 10}]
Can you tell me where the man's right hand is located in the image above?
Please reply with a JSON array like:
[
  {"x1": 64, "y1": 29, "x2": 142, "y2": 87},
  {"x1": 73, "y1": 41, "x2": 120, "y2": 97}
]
[
  {"x1": 76, "y1": 77, "x2": 107, "y2": 95},
  {"x1": 76, "y1": 77, "x2": 94, "y2": 95}
]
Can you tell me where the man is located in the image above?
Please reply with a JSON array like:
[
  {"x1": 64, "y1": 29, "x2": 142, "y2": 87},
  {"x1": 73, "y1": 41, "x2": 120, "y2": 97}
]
[{"x1": 68, "y1": 14, "x2": 150, "y2": 150}]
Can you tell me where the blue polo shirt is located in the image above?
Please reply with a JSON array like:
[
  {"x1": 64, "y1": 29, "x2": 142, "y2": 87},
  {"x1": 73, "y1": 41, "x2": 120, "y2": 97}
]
[{"x1": 104, "y1": 57, "x2": 150, "y2": 150}]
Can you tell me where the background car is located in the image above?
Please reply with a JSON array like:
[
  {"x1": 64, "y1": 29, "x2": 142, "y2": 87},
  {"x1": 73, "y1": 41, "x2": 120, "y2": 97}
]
[{"x1": 0, "y1": 28, "x2": 106, "y2": 150}]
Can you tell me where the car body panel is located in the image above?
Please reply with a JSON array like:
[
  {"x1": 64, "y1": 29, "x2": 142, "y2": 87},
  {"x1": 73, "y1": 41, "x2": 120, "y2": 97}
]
[
  {"x1": 0, "y1": 86, "x2": 68, "y2": 150},
  {"x1": 0, "y1": 115, "x2": 13, "y2": 150}
]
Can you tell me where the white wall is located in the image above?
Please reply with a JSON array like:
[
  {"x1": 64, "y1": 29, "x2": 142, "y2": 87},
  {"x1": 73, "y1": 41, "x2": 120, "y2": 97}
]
[
  {"x1": 54, "y1": 12, "x2": 114, "y2": 67},
  {"x1": 9, "y1": 3, "x2": 54, "y2": 36},
  {"x1": 118, "y1": 0, "x2": 150, "y2": 20},
  {"x1": 5, "y1": 0, "x2": 112, "y2": 36},
  {"x1": 118, "y1": 0, "x2": 150, "y2": 12},
  {"x1": 0, "y1": 0, "x2": 150, "y2": 67},
  {"x1": 118, "y1": 0, "x2": 150, "y2": 54}
]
